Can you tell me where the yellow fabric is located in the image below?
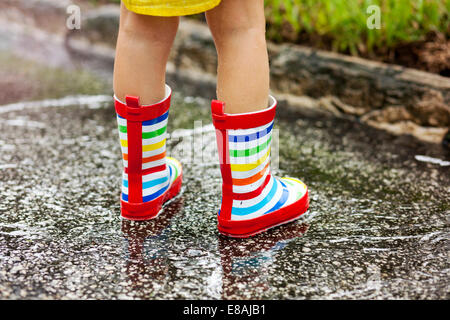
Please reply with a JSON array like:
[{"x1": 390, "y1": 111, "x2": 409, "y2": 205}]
[{"x1": 122, "y1": 0, "x2": 221, "y2": 16}]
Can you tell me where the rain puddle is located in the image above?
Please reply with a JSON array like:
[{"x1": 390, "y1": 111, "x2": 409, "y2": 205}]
[{"x1": 0, "y1": 94, "x2": 448, "y2": 299}]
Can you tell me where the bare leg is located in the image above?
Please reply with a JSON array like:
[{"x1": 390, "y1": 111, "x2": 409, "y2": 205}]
[
  {"x1": 113, "y1": 4, "x2": 179, "y2": 105},
  {"x1": 206, "y1": 0, "x2": 269, "y2": 114}
]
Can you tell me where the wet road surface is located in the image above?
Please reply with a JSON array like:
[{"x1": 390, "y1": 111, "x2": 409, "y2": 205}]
[{"x1": 0, "y1": 92, "x2": 448, "y2": 299}]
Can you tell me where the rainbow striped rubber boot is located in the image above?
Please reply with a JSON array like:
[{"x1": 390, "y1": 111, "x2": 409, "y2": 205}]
[
  {"x1": 211, "y1": 95, "x2": 309, "y2": 238},
  {"x1": 114, "y1": 85, "x2": 182, "y2": 220}
]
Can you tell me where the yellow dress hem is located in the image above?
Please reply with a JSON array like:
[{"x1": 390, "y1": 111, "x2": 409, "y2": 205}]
[{"x1": 122, "y1": 0, "x2": 221, "y2": 17}]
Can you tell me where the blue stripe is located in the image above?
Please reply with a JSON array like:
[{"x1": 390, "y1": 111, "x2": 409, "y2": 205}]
[
  {"x1": 118, "y1": 114, "x2": 125, "y2": 119},
  {"x1": 142, "y1": 176, "x2": 168, "y2": 189},
  {"x1": 122, "y1": 192, "x2": 128, "y2": 201},
  {"x1": 142, "y1": 111, "x2": 169, "y2": 126},
  {"x1": 123, "y1": 180, "x2": 128, "y2": 188},
  {"x1": 265, "y1": 179, "x2": 289, "y2": 214},
  {"x1": 231, "y1": 177, "x2": 278, "y2": 216},
  {"x1": 228, "y1": 122, "x2": 273, "y2": 143},
  {"x1": 143, "y1": 184, "x2": 169, "y2": 202}
]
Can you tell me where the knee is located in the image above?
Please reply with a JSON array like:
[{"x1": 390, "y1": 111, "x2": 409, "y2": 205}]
[{"x1": 208, "y1": 16, "x2": 266, "y2": 48}]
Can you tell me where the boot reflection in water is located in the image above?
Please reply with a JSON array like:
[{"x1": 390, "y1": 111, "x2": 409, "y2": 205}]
[
  {"x1": 218, "y1": 223, "x2": 309, "y2": 298},
  {"x1": 121, "y1": 197, "x2": 184, "y2": 289}
]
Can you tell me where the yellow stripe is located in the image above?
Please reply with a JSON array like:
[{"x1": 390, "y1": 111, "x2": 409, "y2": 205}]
[
  {"x1": 142, "y1": 139, "x2": 166, "y2": 152},
  {"x1": 120, "y1": 139, "x2": 127, "y2": 147},
  {"x1": 230, "y1": 148, "x2": 271, "y2": 172},
  {"x1": 283, "y1": 177, "x2": 307, "y2": 189}
]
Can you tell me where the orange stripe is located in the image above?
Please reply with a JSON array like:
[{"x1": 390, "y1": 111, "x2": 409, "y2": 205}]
[
  {"x1": 232, "y1": 161, "x2": 270, "y2": 186},
  {"x1": 123, "y1": 153, "x2": 128, "y2": 160},
  {"x1": 142, "y1": 151, "x2": 166, "y2": 164}
]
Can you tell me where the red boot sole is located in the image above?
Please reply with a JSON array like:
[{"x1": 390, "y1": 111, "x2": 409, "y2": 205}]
[
  {"x1": 217, "y1": 191, "x2": 309, "y2": 238},
  {"x1": 120, "y1": 173, "x2": 183, "y2": 221}
]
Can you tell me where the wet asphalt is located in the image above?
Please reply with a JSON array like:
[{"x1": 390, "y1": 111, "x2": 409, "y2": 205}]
[
  {"x1": 0, "y1": 89, "x2": 449, "y2": 299},
  {"x1": 0, "y1": 16, "x2": 449, "y2": 299}
]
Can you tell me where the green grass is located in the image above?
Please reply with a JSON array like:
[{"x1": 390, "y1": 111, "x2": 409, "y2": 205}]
[{"x1": 265, "y1": 0, "x2": 449, "y2": 55}]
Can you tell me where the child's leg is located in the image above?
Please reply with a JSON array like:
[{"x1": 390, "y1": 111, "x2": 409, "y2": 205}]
[
  {"x1": 206, "y1": 0, "x2": 269, "y2": 114},
  {"x1": 113, "y1": 4, "x2": 183, "y2": 221},
  {"x1": 207, "y1": 1, "x2": 309, "y2": 238},
  {"x1": 113, "y1": 4, "x2": 179, "y2": 105}
]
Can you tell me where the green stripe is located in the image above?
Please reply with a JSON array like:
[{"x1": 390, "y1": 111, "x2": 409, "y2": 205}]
[
  {"x1": 229, "y1": 136, "x2": 272, "y2": 157},
  {"x1": 142, "y1": 126, "x2": 166, "y2": 139},
  {"x1": 119, "y1": 126, "x2": 166, "y2": 138},
  {"x1": 172, "y1": 162, "x2": 179, "y2": 179}
]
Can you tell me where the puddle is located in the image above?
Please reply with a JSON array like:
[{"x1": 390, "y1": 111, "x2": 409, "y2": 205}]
[{"x1": 0, "y1": 94, "x2": 448, "y2": 299}]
